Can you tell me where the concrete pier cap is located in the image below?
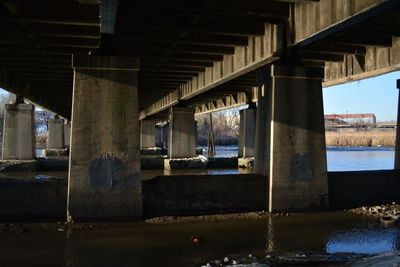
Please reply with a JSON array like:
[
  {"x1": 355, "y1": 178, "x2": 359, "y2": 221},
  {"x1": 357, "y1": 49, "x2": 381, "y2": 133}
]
[{"x1": 67, "y1": 55, "x2": 142, "y2": 222}]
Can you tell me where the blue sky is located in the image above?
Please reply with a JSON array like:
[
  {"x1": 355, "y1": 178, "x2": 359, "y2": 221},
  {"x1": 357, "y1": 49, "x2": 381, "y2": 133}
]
[{"x1": 323, "y1": 71, "x2": 400, "y2": 122}]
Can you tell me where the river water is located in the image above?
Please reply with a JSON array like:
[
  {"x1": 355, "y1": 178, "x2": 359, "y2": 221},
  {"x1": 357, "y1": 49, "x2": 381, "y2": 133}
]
[
  {"x1": 0, "y1": 146, "x2": 398, "y2": 266},
  {"x1": 1, "y1": 212, "x2": 400, "y2": 266},
  {"x1": 200, "y1": 145, "x2": 396, "y2": 172}
]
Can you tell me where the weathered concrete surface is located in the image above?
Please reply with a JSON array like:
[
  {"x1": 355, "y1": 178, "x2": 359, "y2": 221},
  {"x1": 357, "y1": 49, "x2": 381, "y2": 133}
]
[
  {"x1": 140, "y1": 119, "x2": 156, "y2": 149},
  {"x1": 141, "y1": 147, "x2": 203, "y2": 156},
  {"x1": 292, "y1": 0, "x2": 387, "y2": 44},
  {"x1": 1, "y1": 170, "x2": 400, "y2": 221},
  {"x1": 47, "y1": 118, "x2": 65, "y2": 149},
  {"x1": 328, "y1": 170, "x2": 400, "y2": 210},
  {"x1": 155, "y1": 125, "x2": 163, "y2": 147},
  {"x1": 64, "y1": 122, "x2": 71, "y2": 148},
  {"x1": 42, "y1": 148, "x2": 69, "y2": 159},
  {"x1": 207, "y1": 157, "x2": 238, "y2": 168},
  {"x1": 0, "y1": 160, "x2": 38, "y2": 172},
  {"x1": 255, "y1": 68, "x2": 272, "y2": 175},
  {"x1": 238, "y1": 157, "x2": 255, "y2": 169},
  {"x1": 164, "y1": 156, "x2": 208, "y2": 170},
  {"x1": 142, "y1": 174, "x2": 268, "y2": 217},
  {"x1": 269, "y1": 65, "x2": 328, "y2": 212},
  {"x1": 162, "y1": 123, "x2": 169, "y2": 148},
  {"x1": 168, "y1": 107, "x2": 196, "y2": 158},
  {"x1": 2, "y1": 104, "x2": 35, "y2": 160},
  {"x1": 238, "y1": 108, "x2": 256, "y2": 158},
  {"x1": 141, "y1": 156, "x2": 166, "y2": 170},
  {"x1": 68, "y1": 56, "x2": 142, "y2": 221},
  {"x1": 141, "y1": 147, "x2": 168, "y2": 156},
  {"x1": 0, "y1": 178, "x2": 67, "y2": 221},
  {"x1": 37, "y1": 158, "x2": 68, "y2": 171}
]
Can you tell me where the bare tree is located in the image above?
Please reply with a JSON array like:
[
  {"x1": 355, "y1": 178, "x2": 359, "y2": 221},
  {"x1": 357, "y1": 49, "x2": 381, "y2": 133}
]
[{"x1": 35, "y1": 110, "x2": 53, "y2": 135}]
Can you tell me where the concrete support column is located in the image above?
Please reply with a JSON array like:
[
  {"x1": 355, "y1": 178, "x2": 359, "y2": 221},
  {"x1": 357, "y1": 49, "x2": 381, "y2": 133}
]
[
  {"x1": 255, "y1": 67, "x2": 273, "y2": 175},
  {"x1": 168, "y1": 107, "x2": 196, "y2": 158},
  {"x1": 194, "y1": 120, "x2": 198, "y2": 148},
  {"x1": 163, "y1": 123, "x2": 169, "y2": 149},
  {"x1": 395, "y1": 79, "x2": 400, "y2": 169},
  {"x1": 268, "y1": 65, "x2": 328, "y2": 212},
  {"x1": 68, "y1": 55, "x2": 142, "y2": 221},
  {"x1": 140, "y1": 119, "x2": 156, "y2": 149},
  {"x1": 47, "y1": 117, "x2": 65, "y2": 149},
  {"x1": 2, "y1": 103, "x2": 35, "y2": 160},
  {"x1": 64, "y1": 122, "x2": 71, "y2": 149},
  {"x1": 155, "y1": 125, "x2": 163, "y2": 147},
  {"x1": 238, "y1": 107, "x2": 256, "y2": 158}
]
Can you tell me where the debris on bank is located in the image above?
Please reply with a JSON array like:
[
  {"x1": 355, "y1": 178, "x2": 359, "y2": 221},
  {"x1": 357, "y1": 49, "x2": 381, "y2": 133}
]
[
  {"x1": 199, "y1": 251, "x2": 400, "y2": 267},
  {"x1": 350, "y1": 203, "x2": 400, "y2": 225},
  {"x1": 145, "y1": 211, "x2": 269, "y2": 224}
]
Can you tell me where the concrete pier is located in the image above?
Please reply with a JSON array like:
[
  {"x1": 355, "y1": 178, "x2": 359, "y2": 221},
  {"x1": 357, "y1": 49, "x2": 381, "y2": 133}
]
[
  {"x1": 67, "y1": 55, "x2": 142, "y2": 221},
  {"x1": 238, "y1": 107, "x2": 256, "y2": 168},
  {"x1": 255, "y1": 68, "x2": 272, "y2": 175},
  {"x1": 64, "y1": 122, "x2": 71, "y2": 149},
  {"x1": 2, "y1": 103, "x2": 35, "y2": 160},
  {"x1": 165, "y1": 107, "x2": 205, "y2": 169},
  {"x1": 140, "y1": 119, "x2": 156, "y2": 149},
  {"x1": 47, "y1": 117, "x2": 65, "y2": 149},
  {"x1": 168, "y1": 107, "x2": 196, "y2": 158},
  {"x1": 395, "y1": 79, "x2": 400, "y2": 169},
  {"x1": 155, "y1": 125, "x2": 163, "y2": 147},
  {"x1": 268, "y1": 65, "x2": 328, "y2": 212},
  {"x1": 162, "y1": 123, "x2": 169, "y2": 149}
]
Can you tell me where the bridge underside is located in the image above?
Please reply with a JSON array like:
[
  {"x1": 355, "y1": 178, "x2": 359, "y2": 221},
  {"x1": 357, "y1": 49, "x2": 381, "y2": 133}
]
[
  {"x1": 1, "y1": 0, "x2": 400, "y2": 220},
  {"x1": 0, "y1": 0, "x2": 398, "y2": 118}
]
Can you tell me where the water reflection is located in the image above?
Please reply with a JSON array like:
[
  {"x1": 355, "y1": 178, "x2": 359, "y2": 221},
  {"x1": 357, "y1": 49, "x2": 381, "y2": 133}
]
[
  {"x1": 326, "y1": 226, "x2": 400, "y2": 254},
  {"x1": 1, "y1": 212, "x2": 400, "y2": 266}
]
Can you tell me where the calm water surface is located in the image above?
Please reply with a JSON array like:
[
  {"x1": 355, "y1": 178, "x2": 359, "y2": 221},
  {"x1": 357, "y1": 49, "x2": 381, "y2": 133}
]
[
  {"x1": 205, "y1": 145, "x2": 396, "y2": 172},
  {"x1": 0, "y1": 212, "x2": 399, "y2": 266}
]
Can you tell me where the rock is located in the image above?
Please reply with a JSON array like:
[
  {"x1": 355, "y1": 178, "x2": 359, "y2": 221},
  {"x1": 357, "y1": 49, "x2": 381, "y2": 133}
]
[
  {"x1": 224, "y1": 257, "x2": 230, "y2": 263},
  {"x1": 238, "y1": 157, "x2": 254, "y2": 169},
  {"x1": 350, "y1": 251, "x2": 400, "y2": 266},
  {"x1": 380, "y1": 215, "x2": 399, "y2": 225},
  {"x1": 41, "y1": 148, "x2": 69, "y2": 159},
  {"x1": 164, "y1": 156, "x2": 208, "y2": 170}
]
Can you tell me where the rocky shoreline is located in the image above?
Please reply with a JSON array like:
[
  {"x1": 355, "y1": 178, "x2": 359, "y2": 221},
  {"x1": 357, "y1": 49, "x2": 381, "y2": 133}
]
[
  {"x1": 349, "y1": 202, "x2": 400, "y2": 225},
  {"x1": 199, "y1": 251, "x2": 400, "y2": 267}
]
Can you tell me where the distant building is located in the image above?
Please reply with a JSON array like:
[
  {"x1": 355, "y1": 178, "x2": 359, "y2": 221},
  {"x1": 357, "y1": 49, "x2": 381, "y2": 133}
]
[{"x1": 324, "y1": 113, "x2": 376, "y2": 129}]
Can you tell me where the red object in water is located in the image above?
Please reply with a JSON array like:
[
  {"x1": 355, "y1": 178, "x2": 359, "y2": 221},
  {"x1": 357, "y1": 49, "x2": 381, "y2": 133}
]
[{"x1": 191, "y1": 236, "x2": 203, "y2": 243}]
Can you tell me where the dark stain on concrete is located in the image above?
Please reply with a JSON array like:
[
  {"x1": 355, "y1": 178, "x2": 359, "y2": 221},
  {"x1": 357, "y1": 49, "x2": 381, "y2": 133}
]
[
  {"x1": 290, "y1": 153, "x2": 312, "y2": 182},
  {"x1": 89, "y1": 157, "x2": 126, "y2": 189}
]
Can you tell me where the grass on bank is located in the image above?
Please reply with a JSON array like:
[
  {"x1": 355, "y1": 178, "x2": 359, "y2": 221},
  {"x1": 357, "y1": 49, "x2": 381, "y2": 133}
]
[{"x1": 325, "y1": 131, "x2": 395, "y2": 147}]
